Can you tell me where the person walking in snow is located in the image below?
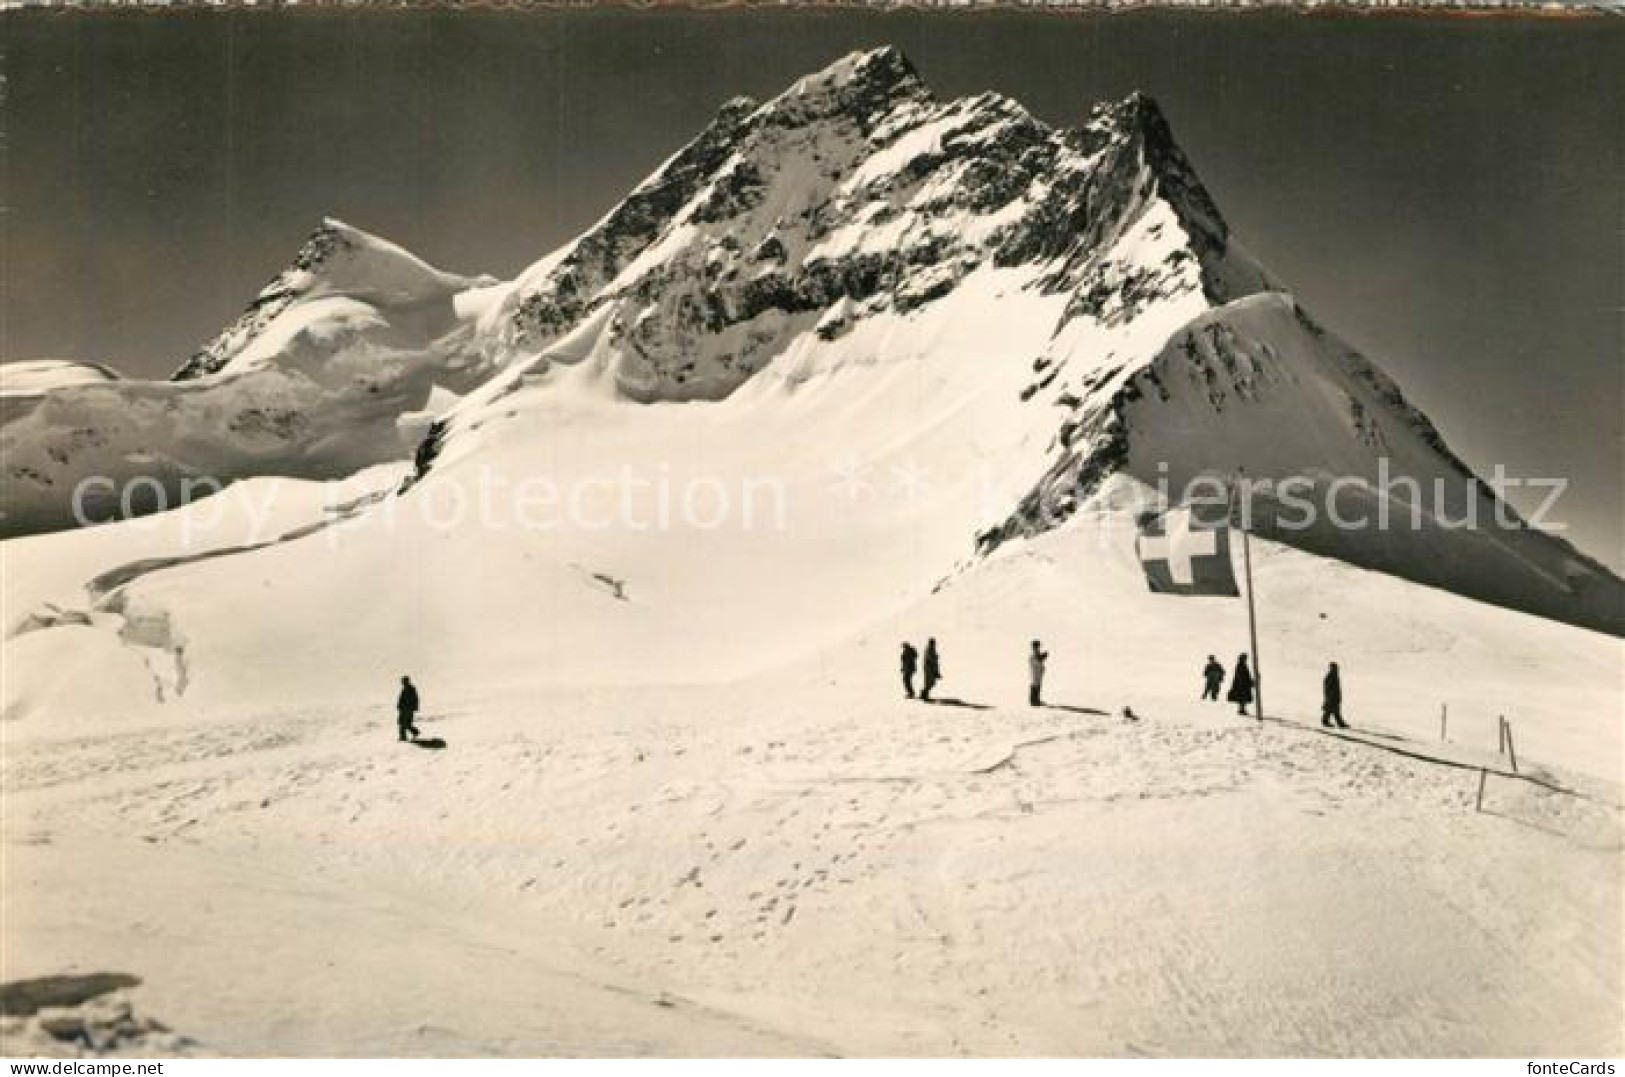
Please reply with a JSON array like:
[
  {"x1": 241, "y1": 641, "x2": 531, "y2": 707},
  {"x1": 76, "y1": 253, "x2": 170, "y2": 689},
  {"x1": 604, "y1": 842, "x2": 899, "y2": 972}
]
[
  {"x1": 921, "y1": 639, "x2": 942, "y2": 703},
  {"x1": 1321, "y1": 661, "x2": 1348, "y2": 729},
  {"x1": 1201, "y1": 655, "x2": 1225, "y2": 701},
  {"x1": 397, "y1": 675, "x2": 421, "y2": 742},
  {"x1": 1028, "y1": 640, "x2": 1049, "y2": 707},
  {"x1": 900, "y1": 642, "x2": 919, "y2": 700},
  {"x1": 1226, "y1": 654, "x2": 1254, "y2": 717}
]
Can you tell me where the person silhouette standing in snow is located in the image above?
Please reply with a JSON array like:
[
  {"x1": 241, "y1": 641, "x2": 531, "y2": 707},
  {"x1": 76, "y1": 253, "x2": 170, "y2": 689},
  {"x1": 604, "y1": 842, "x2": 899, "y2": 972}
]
[
  {"x1": 1226, "y1": 654, "x2": 1254, "y2": 717},
  {"x1": 900, "y1": 642, "x2": 919, "y2": 700},
  {"x1": 1201, "y1": 655, "x2": 1225, "y2": 701},
  {"x1": 1028, "y1": 640, "x2": 1049, "y2": 707},
  {"x1": 921, "y1": 639, "x2": 942, "y2": 703},
  {"x1": 1321, "y1": 661, "x2": 1348, "y2": 729},
  {"x1": 397, "y1": 675, "x2": 421, "y2": 742}
]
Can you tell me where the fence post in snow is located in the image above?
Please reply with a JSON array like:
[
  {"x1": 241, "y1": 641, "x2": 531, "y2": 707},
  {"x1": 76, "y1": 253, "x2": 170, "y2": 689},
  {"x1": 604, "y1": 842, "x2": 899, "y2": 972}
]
[
  {"x1": 1504, "y1": 719, "x2": 1519, "y2": 775},
  {"x1": 1439, "y1": 703, "x2": 1448, "y2": 742},
  {"x1": 1475, "y1": 768, "x2": 1488, "y2": 812}
]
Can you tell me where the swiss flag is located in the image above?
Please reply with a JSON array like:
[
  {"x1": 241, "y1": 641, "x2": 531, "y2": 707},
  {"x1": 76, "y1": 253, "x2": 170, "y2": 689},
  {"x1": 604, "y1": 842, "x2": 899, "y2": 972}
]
[{"x1": 1135, "y1": 505, "x2": 1239, "y2": 597}]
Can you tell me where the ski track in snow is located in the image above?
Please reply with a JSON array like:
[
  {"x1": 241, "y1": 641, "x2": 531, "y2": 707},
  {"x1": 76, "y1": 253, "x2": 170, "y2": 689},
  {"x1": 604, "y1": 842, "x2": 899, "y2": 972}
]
[{"x1": 4, "y1": 684, "x2": 1619, "y2": 1056}]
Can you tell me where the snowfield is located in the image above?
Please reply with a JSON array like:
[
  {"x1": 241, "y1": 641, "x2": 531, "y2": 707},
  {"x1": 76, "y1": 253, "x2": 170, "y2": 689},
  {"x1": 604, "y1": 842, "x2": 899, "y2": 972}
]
[
  {"x1": 3, "y1": 480, "x2": 1620, "y2": 1056},
  {"x1": 3, "y1": 660, "x2": 1620, "y2": 1056}
]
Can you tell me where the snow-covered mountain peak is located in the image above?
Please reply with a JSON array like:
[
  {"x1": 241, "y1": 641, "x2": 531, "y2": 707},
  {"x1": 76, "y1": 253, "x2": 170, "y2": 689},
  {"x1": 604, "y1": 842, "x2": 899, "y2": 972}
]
[
  {"x1": 398, "y1": 49, "x2": 1614, "y2": 635},
  {"x1": 759, "y1": 45, "x2": 932, "y2": 129},
  {"x1": 1, "y1": 217, "x2": 502, "y2": 538},
  {"x1": 1082, "y1": 88, "x2": 1174, "y2": 145},
  {"x1": 0, "y1": 359, "x2": 122, "y2": 395},
  {"x1": 6, "y1": 47, "x2": 1619, "y2": 640},
  {"x1": 172, "y1": 217, "x2": 494, "y2": 382},
  {"x1": 1093, "y1": 91, "x2": 1249, "y2": 289},
  {"x1": 480, "y1": 48, "x2": 1272, "y2": 414},
  {"x1": 279, "y1": 217, "x2": 485, "y2": 304}
]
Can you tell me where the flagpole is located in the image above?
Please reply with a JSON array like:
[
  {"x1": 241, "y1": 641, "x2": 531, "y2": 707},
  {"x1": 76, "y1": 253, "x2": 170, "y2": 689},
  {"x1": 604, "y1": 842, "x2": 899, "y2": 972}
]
[
  {"x1": 1232, "y1": 472, "x2": 1263, "y2": 721},
  {"x1": 1242, "y1": 511, "x2": 1262, "y2": 721}
]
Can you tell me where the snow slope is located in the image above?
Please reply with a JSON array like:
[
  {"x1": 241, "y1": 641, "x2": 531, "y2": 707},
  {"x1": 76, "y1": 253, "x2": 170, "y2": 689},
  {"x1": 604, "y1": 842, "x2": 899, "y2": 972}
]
[{"x1": 4, "y1": 474, "x2": 1621, "y2": 1057}]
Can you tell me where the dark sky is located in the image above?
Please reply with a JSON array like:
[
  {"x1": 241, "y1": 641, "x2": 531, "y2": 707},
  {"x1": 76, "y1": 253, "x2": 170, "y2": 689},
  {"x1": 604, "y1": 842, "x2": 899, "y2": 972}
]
[{"x1": 5, "y1": 9, "x2": 1622, "y2": 569}]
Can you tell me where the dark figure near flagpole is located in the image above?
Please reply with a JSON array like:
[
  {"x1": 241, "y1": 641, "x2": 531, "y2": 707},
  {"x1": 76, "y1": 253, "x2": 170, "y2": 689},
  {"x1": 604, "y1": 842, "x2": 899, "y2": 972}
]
[
  {"x1": 397, "y1": 675, "x2": 421, "y2": 741},
  {"x1": 1226, "y1": 655, "x2": 1254, "y2": 716},
  {"x1": 921, "y1": 639, "x2": 941, "y2": 702},
  {"x1": 1028, "y1": 640, "x2": 1049, "y2": 707},
  {"x1": 900, "y1": 642, "x2": 919, "y2": 700},
  {"x1": 1322, "y1": 662, "x2": 1349, "y2": 729},
  {"x1": 1201, "y1": 655, "x2": 1225, "y2": 700}
]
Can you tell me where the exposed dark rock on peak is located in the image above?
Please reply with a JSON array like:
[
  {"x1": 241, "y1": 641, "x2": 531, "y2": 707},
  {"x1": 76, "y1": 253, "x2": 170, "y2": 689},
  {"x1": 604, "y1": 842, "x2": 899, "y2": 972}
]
[
  {"x1": 762, "y1": 45, "x2": 932, "y2": 129},
  {"x1": 171, "y1": 219, "x2": 353, "y2": 382},
  {"x1": 509, "y1": 93, "x2": 763, "y2": 347}
]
